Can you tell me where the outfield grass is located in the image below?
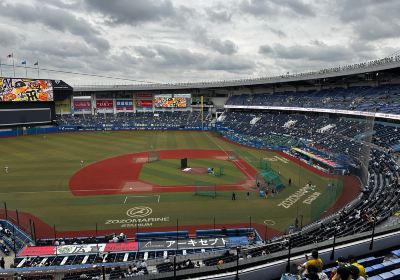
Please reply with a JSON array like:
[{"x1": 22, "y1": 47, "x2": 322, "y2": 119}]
[
  {"x1": 139, "y1": 159, "x2": 246, "y2": 186},
  {"x1": 0, "y1": 131, "x2": 343, "y2": 235}
]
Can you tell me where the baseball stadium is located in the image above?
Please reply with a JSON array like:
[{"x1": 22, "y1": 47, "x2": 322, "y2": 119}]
[{"x1": 0, "y1": 1, "x2": 400, "y2": 280}]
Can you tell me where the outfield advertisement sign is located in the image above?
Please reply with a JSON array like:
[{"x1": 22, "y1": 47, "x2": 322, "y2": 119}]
[
  {"x1": 95, "y1": 99, "x2": 114, "y2": 113},
  {"x1": 136, "y1": 99, "x2": 153, "y2": 107},
  {"x1": 19, "y1": 242, "x2": 138, "y2": 256},
  {"x1": 116, "y1": 99, "x2": 133, "y2": 111},
  {"x1": 73, "y1": 100, "x2": 91, "y2": 110},
  {"x1": 96, "y1": 99, "x2": 113, "y2": 108}
]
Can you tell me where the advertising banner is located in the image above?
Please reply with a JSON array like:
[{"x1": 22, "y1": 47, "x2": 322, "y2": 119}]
[
  {"x1": 19, "y1": 246, "x2": 56, "y2": 257},
  {"x1": 0, "y1": 78, "x2": 53, "y2": 102},
  {"x1": 73, "y1": 100, "x2": 91, "y2": 110},
  {"x1": 104, "y1": 242, "x2": 138, "y2": 252},
  {"x1": 154, "y1": 97, "x2": 187, "y2": 108},
  {"x1": 18, "y1": 242, "x2": 138, "y2": 256},
  {"x1": 136, "y1": 99, "x2": 153, "y2": 107},
  {"x1": 96, "y1": 99, "x2": 113, "y2": 108},
  {"x1": 136, "y1": 93, "x2": 153, "y2": 98},
  {"x1": 116, "y1": 99, "x2": 133, "y2": 111},
  {"x1": 138, "y1": 237, "x2": 228, "y2": 250}
]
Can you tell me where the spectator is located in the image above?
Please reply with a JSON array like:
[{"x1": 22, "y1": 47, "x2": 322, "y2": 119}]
[
  {"x1": 332, "y1": 266, "x2": 351, "y2": 280},
  {"x1": 348, "y1": 255, "x2": 366, "y2": 279},
  {"x1": 301, "y1": 250, "x2": 323, "y2": 274},
  {"x1": 348, "y1": 265, "x2": 366, "y2": 280}
]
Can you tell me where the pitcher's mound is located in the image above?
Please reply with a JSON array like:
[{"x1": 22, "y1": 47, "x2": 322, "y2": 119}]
[{"x1": 181, "y1": 167, "x2": 208, "y2": 175}]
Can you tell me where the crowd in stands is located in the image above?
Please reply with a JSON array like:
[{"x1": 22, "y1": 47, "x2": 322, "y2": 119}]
[
  {"x1": 226, "y1": 84, "x2": 400, "y2": 114},
  {"x1": 219, "y1": 111, "x2": 400, "y2": 154},
  {"x1": 56, "y1": 111, "x2": 205, "y2": 129}
]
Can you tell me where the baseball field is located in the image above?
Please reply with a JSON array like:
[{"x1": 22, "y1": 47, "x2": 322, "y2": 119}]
[{"x1": 0, "y1": 130, "x2": 360, "y2": 239}]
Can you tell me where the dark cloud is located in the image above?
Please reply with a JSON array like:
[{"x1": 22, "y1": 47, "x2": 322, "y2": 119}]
[
  {"x1": 20, "y1": 40, "x2": 98, "y2": 58},
  {"x1": 335, "y1": 0, "x2": 400, "y2": 41},
  {"x1": 0, "y1": 27, "x2": 21, "y2": 47},
  {"x1": 193, "y1": 27, "x2": 238, "y2": 55},
  {"x1": 0, "y1": 1, "x2": 110, "y2": 52},
  {"x1": 240, "y1": 0, "x2": 315, "y2": 18},
  {"x1": 132, "y1": 44, "x2": 254, "y2": 74},
  {"x1": 84, "y1": 0, "x2": 176, "y2": 25},
  {"x1": 206, "y1": 9, "x2": 232, "y2": 23}
]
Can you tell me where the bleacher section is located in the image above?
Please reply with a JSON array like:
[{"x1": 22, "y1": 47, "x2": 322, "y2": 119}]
[{"x1": 226, "y1": 84, "x2": 400, "y2": 114}]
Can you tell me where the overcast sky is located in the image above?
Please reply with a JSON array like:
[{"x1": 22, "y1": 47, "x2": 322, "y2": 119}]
[{"x1": 0, "y1": 0, "x2": 399, "y2": 85}]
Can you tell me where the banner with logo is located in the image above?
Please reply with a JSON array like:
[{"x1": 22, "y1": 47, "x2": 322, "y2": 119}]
[
  {"x1": 19, "y1": 241, "x2": 138, "y2": 257},
  {"x1": 96, "y1": 99, "x2": 113, "y2": 108},
  {"x1": 73, "y1": 100, "x2": 91, "y2": 110},
  {"x1": 0, "y1": 78, "x2": 53, "y2": 102},
  {"x1": 95, "y1": 99, "x2": 114, "y2": 113},
  {"x1": 138, "y1": 237, "x2": 229, "y2": 250},
  {"x1": 136, "y1": 99, "x2": 153, "y2": 107},
  {"x1": 116, "y1": 99, "x2": 133, "y2": 111}
]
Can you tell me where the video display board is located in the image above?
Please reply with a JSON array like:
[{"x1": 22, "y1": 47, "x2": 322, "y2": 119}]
[
  {"x1": 0, "y1": 78, "x2": 53, "y2": 102},
  {"x1": 154, "y1": 96, "x2": 187, "y2": 108}
]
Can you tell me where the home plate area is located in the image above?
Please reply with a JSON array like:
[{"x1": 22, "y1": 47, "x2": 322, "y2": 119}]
[{"x1": 121, "y1": 181, "x2": 154, "y2": 192}]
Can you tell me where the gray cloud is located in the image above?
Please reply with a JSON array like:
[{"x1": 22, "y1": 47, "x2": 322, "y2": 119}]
[
  {"x1": 0, "y1": 1, "x2": 110, "y2": 52},
  {"x1": 0, "y1": 27, "x2": 21, "y2": 47},
  {"x1": 240, "y1": 0, "x2": 315, "y2": 18},
  {"x1": 135, "y1": 46, "x2": 157, "y2": 58},
  {"x1": 84, "y1": 0, "x2": 176, "y2": 25},
  {"x1": 259, "y1": 42, "x2": 355, "y2": 62},
  {"x1": 21, "y1": 40, "x2": 98, "y2": 58},
  {"x1": 335, "y1": 0, "x2": 400, "y2": 41},
  {"x1": 206, "y1": 9, "x2": 232, "y2": 23},
  {"x1": 193, "y1": 27, "x2": 238, "y2": 55},
  {"x1": 133, "y1": 44, "x2": 253, "y2": 73}
]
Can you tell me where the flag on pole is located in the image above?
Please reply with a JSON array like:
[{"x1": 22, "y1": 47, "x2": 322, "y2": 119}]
[
  {"x1": 21, "y1": 60, "x2": 27, "y2": 65},
  {"x1": 7, "y1": 53, "x2": 13, "y2": 58}
]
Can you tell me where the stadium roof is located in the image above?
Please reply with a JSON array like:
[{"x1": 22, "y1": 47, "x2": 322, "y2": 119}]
[{"x1": 74, "y1": 55, "x2": 400, "y2": 91}]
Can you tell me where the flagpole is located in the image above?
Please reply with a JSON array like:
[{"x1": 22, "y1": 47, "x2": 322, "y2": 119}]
[
  {"x1": 25, "y1": 63, "x2": 27, "y2": 78},
  {"x1": 12, "y1": 54, "x2": 15, "y2": 77},
  {"x1": 0, "y1": 59, "x2": 2, "y2": 77},
  {"x1": 37, "y1": 60, "x2": 40, "y2": 78}
]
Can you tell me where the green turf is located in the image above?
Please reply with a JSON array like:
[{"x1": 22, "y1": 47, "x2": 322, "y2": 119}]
[
  {"x1": 139, "y1": 159, "x2": 246, "y2": 186},
  {"x1": 0, "y1": 131, "x2": 343, "y2": 234}
]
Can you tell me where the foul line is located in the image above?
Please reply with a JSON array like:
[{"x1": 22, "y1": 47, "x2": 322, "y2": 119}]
[
  {"x1": 123, "y1": 195, "x2": 160, "y2": 204},
  {"x1": 205, "y1": 133, "x2": 254, "y2": 179}
]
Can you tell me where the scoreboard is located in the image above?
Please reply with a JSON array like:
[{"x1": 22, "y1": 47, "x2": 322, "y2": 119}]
[{"x1": 0, "y1": 77, "x2": 72, "y2": 127}]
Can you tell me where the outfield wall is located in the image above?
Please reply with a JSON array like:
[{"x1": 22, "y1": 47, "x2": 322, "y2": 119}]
[{"x1": 0, "y1": 125, "x2": 211, "y2": 137}]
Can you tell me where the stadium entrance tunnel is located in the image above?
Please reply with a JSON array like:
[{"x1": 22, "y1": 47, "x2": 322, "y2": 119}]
[{"x1": 68, "y1": 149, "x2": 258, "y2": 196}]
